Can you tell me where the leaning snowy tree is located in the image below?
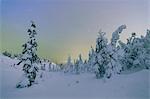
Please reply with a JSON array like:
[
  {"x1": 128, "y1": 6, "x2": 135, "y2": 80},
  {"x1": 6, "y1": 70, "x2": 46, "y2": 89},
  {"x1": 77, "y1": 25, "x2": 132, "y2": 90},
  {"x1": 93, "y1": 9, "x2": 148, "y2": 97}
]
[
  {"x1": 105, "y1": 25, "x2": 126, "y2": 77},
  {"x1": 94, "y1": 25, "x2": 126, "y2": 79},
  {"x1": 16, "y1": 21, "x2": 40, "y2": 88}
]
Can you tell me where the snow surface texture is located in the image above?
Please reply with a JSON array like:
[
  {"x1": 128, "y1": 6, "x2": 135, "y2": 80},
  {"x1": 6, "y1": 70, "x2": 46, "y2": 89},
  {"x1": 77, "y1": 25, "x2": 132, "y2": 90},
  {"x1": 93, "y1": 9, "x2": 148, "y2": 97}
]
[{"x1": 0, "y1": 55, "x2": 150, "y2": 99}]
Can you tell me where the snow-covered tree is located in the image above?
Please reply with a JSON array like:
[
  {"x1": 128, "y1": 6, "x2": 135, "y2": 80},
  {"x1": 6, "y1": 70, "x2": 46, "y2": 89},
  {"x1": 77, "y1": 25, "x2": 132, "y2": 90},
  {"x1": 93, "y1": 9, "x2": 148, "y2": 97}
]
[
  {"x1": 74, "y1": 59, "x2": 80, "y2": 74},
  {"x1": 16, "y1": 21, "x2": 39, "y2": 88},
  {"x1": 64, "y1": 56, "x2": 74, "y2": 73},
  {"x1": 78, "y1": 54, "x2": 85, "y2": 73},
  {"x1": 83, "y1": 60, "x2": 88, "y2": 72},
  {"x1": 87, "y1": 47, "x2": 95, "y2": 73},
  {"x1": 143, "y1": 29, "x2": 150, "y2": 69},
  {"x1": 40, "y1": 59, "x2": 46, "y2": 71},
  {"x1": 94, "y1": 30, "x2": 109, "y2": 78}
]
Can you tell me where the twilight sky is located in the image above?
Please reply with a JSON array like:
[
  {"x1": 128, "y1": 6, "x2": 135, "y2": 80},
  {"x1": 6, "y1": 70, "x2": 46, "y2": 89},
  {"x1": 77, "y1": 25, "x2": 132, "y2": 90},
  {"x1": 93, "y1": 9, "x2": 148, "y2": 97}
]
[{"x1": 1, "y1": 0, "x2": 149, "y2": 63}]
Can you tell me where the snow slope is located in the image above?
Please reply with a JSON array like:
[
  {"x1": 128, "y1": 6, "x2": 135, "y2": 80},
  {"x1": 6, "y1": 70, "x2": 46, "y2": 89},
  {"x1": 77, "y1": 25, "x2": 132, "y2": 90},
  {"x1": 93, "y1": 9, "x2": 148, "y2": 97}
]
[{"x1": 0, "y1": 55, "x2": 150, "y2": 99}]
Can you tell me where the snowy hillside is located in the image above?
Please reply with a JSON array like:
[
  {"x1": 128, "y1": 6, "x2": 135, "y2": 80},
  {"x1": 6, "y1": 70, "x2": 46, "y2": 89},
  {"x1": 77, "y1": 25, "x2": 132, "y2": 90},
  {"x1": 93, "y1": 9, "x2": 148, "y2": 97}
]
[{"x1": 0, "y1": 55, "x2": 149, "y2": 99}]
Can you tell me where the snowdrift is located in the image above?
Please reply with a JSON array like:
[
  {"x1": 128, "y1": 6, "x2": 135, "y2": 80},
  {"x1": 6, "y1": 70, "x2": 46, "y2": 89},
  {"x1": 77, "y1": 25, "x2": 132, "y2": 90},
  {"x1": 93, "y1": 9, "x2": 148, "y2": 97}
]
[{"x1": 0, "y1": 55, "x2": 149, "y2": 99}]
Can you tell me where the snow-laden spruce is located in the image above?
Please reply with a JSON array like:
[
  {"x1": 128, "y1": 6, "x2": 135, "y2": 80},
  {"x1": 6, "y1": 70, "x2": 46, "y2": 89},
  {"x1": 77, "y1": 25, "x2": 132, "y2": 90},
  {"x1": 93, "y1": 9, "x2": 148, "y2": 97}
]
[
  {"x1": 16, "y1": 21, "x2": 40, "y2": 88},
  {"x1": 93, "y1": 30, "x2": 109, "y2": 78},
  {"x1": 73, "y1": 54, "x2": 84, "y2": 74},
  {"x1": 87, "y1": 46, "x2": 95, "y2": 73}
]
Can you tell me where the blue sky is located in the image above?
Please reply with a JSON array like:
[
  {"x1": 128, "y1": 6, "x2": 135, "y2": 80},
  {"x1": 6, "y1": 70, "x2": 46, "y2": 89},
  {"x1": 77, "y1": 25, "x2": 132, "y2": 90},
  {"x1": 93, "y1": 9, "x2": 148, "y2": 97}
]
[{"x1": 1, "y1": 0, "x2": 149, "y2": 63}]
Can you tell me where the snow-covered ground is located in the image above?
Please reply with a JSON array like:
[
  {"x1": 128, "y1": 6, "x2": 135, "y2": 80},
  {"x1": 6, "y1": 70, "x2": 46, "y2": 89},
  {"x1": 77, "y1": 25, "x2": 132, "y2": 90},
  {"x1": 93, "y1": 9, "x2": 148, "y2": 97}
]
[{"x1": 0, "y1": 55, "x2": 150, "y2": 99}]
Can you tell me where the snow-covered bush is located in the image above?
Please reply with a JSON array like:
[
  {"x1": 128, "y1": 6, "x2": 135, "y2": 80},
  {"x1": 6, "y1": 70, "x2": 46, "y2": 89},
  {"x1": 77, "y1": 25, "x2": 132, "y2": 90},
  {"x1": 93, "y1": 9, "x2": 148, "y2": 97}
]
[
  {"x1": 2, "y1": 51, "x2": 12, "y2": 58},
  {"x1": 64, "y1": 54, "x2": 86, "y2": 74}
]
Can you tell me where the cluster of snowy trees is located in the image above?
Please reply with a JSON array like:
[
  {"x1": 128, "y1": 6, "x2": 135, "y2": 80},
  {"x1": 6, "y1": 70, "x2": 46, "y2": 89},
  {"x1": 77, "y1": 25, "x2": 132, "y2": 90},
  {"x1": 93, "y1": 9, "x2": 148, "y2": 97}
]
[
  {"x1": 63, "y1": 54, "x2": 85, "y2": 74},
  {"x1": 40, "y1": 59, "x2": 60, "y2": 72},
  {"x1": 63, "y1": 25, "x2": 150, "y2": 79},
  {"x1": 119, "y1": 30, "x2": 150, "y2": 70},
  {"x1": 13, "y1": 22, "x2": 149, "y2": 88}
]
